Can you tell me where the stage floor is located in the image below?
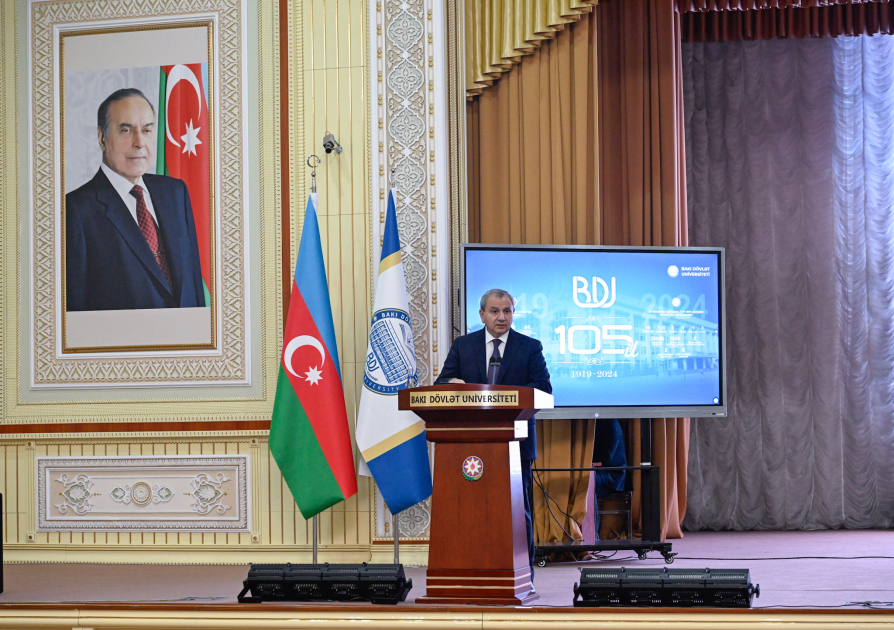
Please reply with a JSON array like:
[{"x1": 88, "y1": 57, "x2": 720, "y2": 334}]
[{"x1": 1, "y1": 529, "x2": 892, "y2": 609}]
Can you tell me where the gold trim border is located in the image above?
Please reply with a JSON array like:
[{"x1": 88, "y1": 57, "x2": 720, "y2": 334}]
[
  {"x1": 27, "y1": 0, "x2": 254, "y2": 390},
  {"x1": 0, "y1": 608, "x2": 890, "y2": 630},
  {"x1": 446, "y1": 0, "x2": 468, "y2": 344},
  {"x1": 1, "y1": 0, "x2": 283, "y2": 423}
]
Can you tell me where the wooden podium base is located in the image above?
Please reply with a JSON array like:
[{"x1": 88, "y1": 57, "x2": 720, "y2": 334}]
[
  {"x1": 419, "y1": 568, "x2": 536, "y2": 605},
  {"x1": 422, "y1": 440, "x2": 535, "y2": 605},
  {"x1": 398, "y1": 385, "x2": 551, "y2": 607},
  {"x1": 416, "y1": 593, "x2": 539, "y2": 606}
]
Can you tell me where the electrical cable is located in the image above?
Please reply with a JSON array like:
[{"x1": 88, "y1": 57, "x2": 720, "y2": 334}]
[
  {"x1": 533, "y1": 469, "x2": 577, "y2": 539},
  {"x1": 584, "y1": 551, "x2": 619, "y2": 561},
  {"x1": 532, "y1": 467, "x2": 580, "y2": 541},
  {"x1": 532, "y1": 465, "x2": 584, "y2": 531}
]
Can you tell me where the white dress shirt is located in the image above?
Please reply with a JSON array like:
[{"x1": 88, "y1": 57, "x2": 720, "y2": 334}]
[
  {"x1": 100, "y1": 163, "x2": 159, "y2": 225},
  {"x1": 484, "y1": 328, "x2": 510, "y2": 376}
]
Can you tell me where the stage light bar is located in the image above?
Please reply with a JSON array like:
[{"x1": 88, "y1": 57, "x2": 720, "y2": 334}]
[
  {"x1": 237, "y1": 563, "x2": 412, "y2": 605},
  {"x1": 573, "y1": 567, "x2": 759, "y2": 608}
]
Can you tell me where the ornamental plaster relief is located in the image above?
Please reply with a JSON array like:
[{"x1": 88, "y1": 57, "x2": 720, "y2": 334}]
[
  {"x1": 372, "y1": 0, "x2": 451, "y2": 540},
  {"x1": 37, "y1": 455, "x2": 249, "y2": 531}
]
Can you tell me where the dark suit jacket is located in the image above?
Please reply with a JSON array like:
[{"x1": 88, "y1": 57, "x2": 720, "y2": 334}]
[
  {"x1": 65, "y1": 169, "x2": 206, "y2": 312},
  {"x1": 435, "y1": 328, "x2": 552, "y2": 461}
]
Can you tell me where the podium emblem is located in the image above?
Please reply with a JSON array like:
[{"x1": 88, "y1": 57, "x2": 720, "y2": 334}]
[{"x1": 462, "y1": 456, "x2": 484, "y2": 481}]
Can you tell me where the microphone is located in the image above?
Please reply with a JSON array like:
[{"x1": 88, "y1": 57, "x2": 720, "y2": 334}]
[{"x1": 487, "y1": 355, "x2": 501, "y2": 385}]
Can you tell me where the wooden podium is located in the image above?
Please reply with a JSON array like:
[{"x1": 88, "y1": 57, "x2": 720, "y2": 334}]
[{"x1": 398, "y1": 384, "x2": 553, "y2": 605}]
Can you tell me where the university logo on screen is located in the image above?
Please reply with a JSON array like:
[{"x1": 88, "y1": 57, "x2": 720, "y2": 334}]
[{"x1": 572, "y1": 276, "x2": 616, "y2": 308}]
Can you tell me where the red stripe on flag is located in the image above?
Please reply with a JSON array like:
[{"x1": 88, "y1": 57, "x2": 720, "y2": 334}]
[{"x1": 281, "y1": 284, "x2": 357, "y2": 497}]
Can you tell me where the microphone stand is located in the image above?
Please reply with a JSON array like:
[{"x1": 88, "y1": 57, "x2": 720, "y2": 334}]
[{"x1": 488, "y1": 356, "x2": 501, "y2": 385}]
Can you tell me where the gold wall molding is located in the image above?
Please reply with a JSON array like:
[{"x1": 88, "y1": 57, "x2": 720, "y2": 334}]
[
  {"x1": 445, "y1": 0, "x2": 468, "y2": 335},
  {"x1": 0, "y1": 608, "x2": 891, "y2": 630},
  {"x1": 0, "y1": 0, "x2": 21, "y2": 428}
]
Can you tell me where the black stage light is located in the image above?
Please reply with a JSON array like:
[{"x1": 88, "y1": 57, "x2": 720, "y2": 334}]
[
  {"x1": 573, "y1": 567, "x2": 759, "y2": 608},
  {"x1": 238, "y1": 562, "x2": 412, "y2": 605}
]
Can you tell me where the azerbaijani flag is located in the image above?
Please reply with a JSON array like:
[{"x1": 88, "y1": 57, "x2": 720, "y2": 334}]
[
  {"x1": 156, "y1": 63, "x2": 212, "y2": 306},
  {"x1": 355, "y1": 190, "x2": 432, "y2": 514},
  {"x1": 269, "y1": 194, "x2": 358, "y2": 518}
]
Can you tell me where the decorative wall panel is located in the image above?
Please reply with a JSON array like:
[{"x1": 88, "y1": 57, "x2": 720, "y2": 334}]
[
  {"x1": 370, "y1": 0, "x2": 454, "y2": 540},
  {"x1": 377, "y1": 0, "x2": 435, "y2": 388},
  {"x1": 37, "y1": 455, "x2": 250, "y2": 531}
]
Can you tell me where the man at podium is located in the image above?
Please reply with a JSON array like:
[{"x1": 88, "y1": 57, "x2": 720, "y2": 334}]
[{"x1": 435, "y1": 288, "x2": 551, "y2": 591}]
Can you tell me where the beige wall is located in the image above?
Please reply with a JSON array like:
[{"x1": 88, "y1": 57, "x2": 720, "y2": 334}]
[
  {"x1": 0, "y1": 0, "x2": 387, "y2": 564},
  {"x1": 3, "y1": 435, "x2": 376, "y2": 563},
  {"x1": 286, "y1": 0, "x2": 377, "y2": 552}
]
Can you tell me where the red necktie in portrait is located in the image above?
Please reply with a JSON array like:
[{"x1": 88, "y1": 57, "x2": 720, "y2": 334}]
[{"x1": 130, "y1": 184, "x2": 172, "y2": 289}]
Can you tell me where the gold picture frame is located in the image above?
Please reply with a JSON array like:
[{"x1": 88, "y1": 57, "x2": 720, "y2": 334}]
[{"x1": 59, "y1": 21, "x2": 217, "y2": 354}]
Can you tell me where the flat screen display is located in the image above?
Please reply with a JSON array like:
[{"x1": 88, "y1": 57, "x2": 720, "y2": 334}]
[{"x1": 461, "y1": 245, "x2": 727, "y2": 418}]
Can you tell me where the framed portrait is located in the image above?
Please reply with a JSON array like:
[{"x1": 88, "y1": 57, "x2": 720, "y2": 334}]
[
  {"x1": 27, "y1": 1, "x2": 255, "y2": 391},
  {"x1": 60, "y1": 22, "x2": 216, "y2": 353}
]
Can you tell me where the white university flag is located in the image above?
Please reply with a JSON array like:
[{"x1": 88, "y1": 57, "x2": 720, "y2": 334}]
[{"x1": 355, "y1": 190, "x2": 432, "y2": 514}]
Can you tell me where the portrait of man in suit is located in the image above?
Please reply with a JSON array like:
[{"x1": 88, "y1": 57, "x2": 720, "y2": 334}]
[
  {"x1": 435, "y1": 288, "x2": 552, "y2": 594},
  {"x1": 65, "y1": 88, "x2": 206, "y2": 312}
]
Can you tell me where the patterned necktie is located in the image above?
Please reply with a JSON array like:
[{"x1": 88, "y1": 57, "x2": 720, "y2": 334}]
[
  {"x1": 487, "y1": 339, "x2": 502, "y2": 385},
  {"x1": 130, "y1": 185, "x2": 172, "y2": 288}
]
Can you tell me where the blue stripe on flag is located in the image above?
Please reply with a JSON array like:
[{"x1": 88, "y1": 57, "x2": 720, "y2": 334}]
[
  {"x1": 366, "y1": 432, "x2": 432, "y2": 514},
  {"x1": 381, "y1": 190, "x2": 401, "y2": 261},
  {"x1": 294, "y1": 195, "x2": 342, "y2": 380}
]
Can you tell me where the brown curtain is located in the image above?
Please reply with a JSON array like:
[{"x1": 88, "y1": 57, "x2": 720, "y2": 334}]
[
  {"x1": 467, "y1": 13, "x2": 600, "y2": 245},
  {"x1": 682, "y1": 1, "x2": 894, "y2": 41},
  {"x1": 467, "y1": 14, "x2": 599, "y2": 546},
  {"x1": 467, "y1": 0, "x2": 690, "y2": 541},
  {"x1": 466, "y1": 0, "x2": 599, "y2": 97},
  {"x1": 595, "y1": 0, "x2": 689, "y2": 540}
]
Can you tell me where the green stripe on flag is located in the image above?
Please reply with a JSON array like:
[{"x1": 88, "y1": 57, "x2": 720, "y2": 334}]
[
  {"x1": 157, "y1": 67, "x2": 167, "y2": 176},
  {"x1": 202, "y1": 280, "x2": 211, "y2": 308},
  {"x1": 269, "y1": 368, "x2": 346, "y2": 518}
]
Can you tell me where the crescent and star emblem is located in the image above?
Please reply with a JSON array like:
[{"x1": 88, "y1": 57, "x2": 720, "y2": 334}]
[
  {"x1": 164, "y1": 64, "x2": 203, "y2": 156},
  {"x1": 283, "y1": 335, "x2": 326, "y2": 385}
]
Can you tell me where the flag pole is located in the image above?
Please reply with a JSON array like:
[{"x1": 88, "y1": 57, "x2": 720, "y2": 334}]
[
  {"x1": 393, "y1": 513, "x2": 400, "y2": 564},
  {"x1": 391, "y1": 167, "x2": 401, "y2": 567},
  {"x1": 313, "y1": 515, "x2": 319, "y2": 564},
  {"x1": 307, "y1": 155, "x2": 320, "y2": 193},
  {"x1": 306, "y1": 153, "x2": 321, "y2": 566}
]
